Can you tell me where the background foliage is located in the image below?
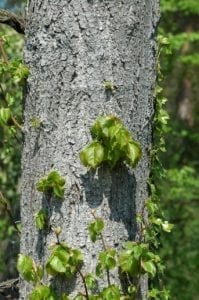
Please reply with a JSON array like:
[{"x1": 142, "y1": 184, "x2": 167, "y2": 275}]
[
  {"x1": 0, "y1": 27, "x2": 23, "y2": 281},
  {"x1": 159, "y1": 1, "x2": 199, "y2": 299},
  {"x1": 0, "y1": 0, "x2": 198, "y2": 299}
]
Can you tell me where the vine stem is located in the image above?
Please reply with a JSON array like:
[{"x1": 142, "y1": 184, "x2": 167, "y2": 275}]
[
  {"x1": 0, "y1": 191, "x2": 21, "y2": 236},
  {"x1": 77, "y1": 267, "x2": 89, "y2": 300},
  {"x1": 91, "y1": 210, "x2": 111, "y2": 286},
  {"x1": 99, "y1": 232, "x2": 111, "y2": 286}
]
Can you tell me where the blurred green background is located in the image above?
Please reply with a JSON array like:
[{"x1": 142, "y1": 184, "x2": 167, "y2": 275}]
[{"x1": 0, "y1": 0, "x2": 198, "y2": 299}]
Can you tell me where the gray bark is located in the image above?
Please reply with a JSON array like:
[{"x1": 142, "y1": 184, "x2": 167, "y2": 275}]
[{"x1": 20, "y1": 0, "x2": 159, "y2": 298}]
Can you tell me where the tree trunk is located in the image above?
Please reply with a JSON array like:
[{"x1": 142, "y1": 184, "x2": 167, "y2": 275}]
[{"x1": 20, "y1": 0, "x2": 159, "y2": 298}]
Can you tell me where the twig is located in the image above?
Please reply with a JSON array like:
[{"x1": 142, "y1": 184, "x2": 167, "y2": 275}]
[
  {"x1": 91, "y1": 210, "x2": 111, "y2": 286},
  {"x1": 11, "y1": 115, "x2": 23, "y2": 131},
  {"x1": 99, "y1": 232, "x2": 112, "y2": 286},
  {"x1": 0, "y1": 9, "x2": 25, "y2": 34},
  {"x1": 0, "y1": 191, "x2": 21, "y2": 236},
  {"x1": 77, "y1": 267, "x2": 89, "y2": 300},
  {"x1": 0, "y1": 277, "x2": 19, "y2": 289}
]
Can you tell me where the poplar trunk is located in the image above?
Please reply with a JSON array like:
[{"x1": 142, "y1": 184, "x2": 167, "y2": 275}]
[{"x1": 20, "y1": 1, "x2": 159, "y2": 298}]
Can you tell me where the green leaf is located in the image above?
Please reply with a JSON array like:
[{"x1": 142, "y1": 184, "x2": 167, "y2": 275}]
[
  {"x1": 101, "y1": 285, "x2": 120, "y2": 300},
  {"x1": 17, "y1": 254, "x2": 36, "y2": 282},
  {"x1": 36, "y1": 178, "x2": 50, "y2": 193},
  {"x1": 88, "y1": 218, "x2": 104, "y2": 242},
  {"x1": 0, "y1": 108, "x2": 11, "y2": 124},
  {"x1": 158, "y1": 35, "x2": 170, "y2": 45},
  {"x1": 162, "y1": 221, "x2": 174, "y2": 232},
  {"x1": 95, "y1": 262, "x2": 103, "y2": 277},
  {"x1": 90, "y1": 115, "x2": 120, "y2": 140},
  {"x1": 113, "y1": 127, "x2": 132, "y2": 149},
  {"x1": 148, "y1": 288, "x2": 159, "y2": 298},
  {"x1": 35, "y1": 210, "x2": 48, "y2": 230},
  {"x1": 36, "y1": 171, "x2": 66, "y2": 199},
  {"x1": 133, "y1": 244, "x2": 146, "y2": 260},
  {"x1": 46, "y1": 245, "x2": 70, "y2": 276},
  {"x1": 10, "y1": 60, "x2": 29, "y2": 83},
  {"x1": 108, "y1": 122, "x2": 123, "y2": 141},
  {"x1": 98, "y1": 249, "x2": 116, "y2": 270},
  {"x1": 141, "y1": 260, "x2": 156, "y2": 277},
  {"x1": 46, "y1": 244, "x2": 83, "y2": 278},
  {"x1": 29, "y1": 285, "x2": 58, "y2": 300},
  {"x1": 119, "y1": 253, "x2": 140, "y2": 276},
  {"x1": 30, "y1": 117, "x2": 42, "y2": 128},
  {"x1": 118, "y1": 242, "x2": 141, "y2": 276},
  {"x1": 125, "y1": 141, "x2": 142, "y2": 167},
  {"x1": 127, "y1": 285, "x2": 137, "y2": 296},
  {"x1": 88, "y1": 296, "x2": 102, "y2": 300},
  {"x1": 74, "y1": 295, "x2": 86, "y2": 300},
  {"x1": 47, "y1": 171, "x2": 65, "y2": 185},
  {"x1": 69, "y1": 249, "x2": 83, "y2": 267},
  {"x1": 47, "y1": 253, "x2": 67, "y2": 274},
  {"x1": 80, "y1": 141, "x2": 105, "y2": 168},
  {"x1": 85, "y1": 273, "x2": 96, "y2": 290},
  {"x1": 151, "y1": 218, "x2": 163, "y2": 226},
  {"x1": 53, "y1": 185, "x2": 65, "y2": 198},
  {"x1": 61, "y1": 294, "x2": 70, "y2": 300},
  {"x1": 146, "y1": 199, "x2": 158, "y2": 214},
  {"x1": 105, "y1": 143, "x2": 122, "y2": 167},
  {"x1": 136, "y1": 213, "x2": 143, "y2": 224}
]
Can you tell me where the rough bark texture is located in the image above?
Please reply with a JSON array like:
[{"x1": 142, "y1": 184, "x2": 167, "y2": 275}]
[{"x1": 21, "y1": 0, "x2": 159, "y2": 298}]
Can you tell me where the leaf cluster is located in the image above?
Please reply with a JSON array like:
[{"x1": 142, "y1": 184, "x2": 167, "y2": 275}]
[
  {"x1": 17, "y1": 244, "x2": 83, "y2": 300},
  {"x1": 80, "y1": 115, "x2": 142, "y2": 169},
  {"x1": 0, "y1": 58, "x2": 29, "y2": 83},
  {"x1": 36, "y1": 171, "x2": 66, "y2": 199},
  {"x1": 17, "y1": 254, "x2": 43, "y2": 284},
  {"x1": 119, "y1": 242, "x2": 160, "y2": 278},
  {"x1": 96, "y1": 249, "x2": 116, "y2": 277},
  {"x1": 17, "y1": 214, "x2": 164, "y2": 299},
  {"x1": 46, "y1": 243, "x2": 83, "y2": 278}
]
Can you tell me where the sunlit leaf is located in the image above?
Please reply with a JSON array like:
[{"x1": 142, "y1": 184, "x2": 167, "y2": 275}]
[
  {"x1": 80, "y1": 141, "x2": 104, "y2": 168},
  {"x1": 141, "y1": 260, "x2": 156, "y2": 277}
]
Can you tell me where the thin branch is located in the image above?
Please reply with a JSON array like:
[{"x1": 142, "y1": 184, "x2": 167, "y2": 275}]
[
  {"x1": 0, "y1": 191, "x2": 21, "y2": 236},
  {"x1": 99, "y1": 232, "x2": 111, "y2": 286},
  {"x1": 11, "y1": 115, "x2": 23, "y2": 131},
  {"x1": 91, "y1": 210, "x2": 111, "y2": 286},
  {"x1": 0, "y1": 9, "x2": 25, "y2": 34},
  {"x1": 77, "y1": 267, "x2": 89, "y2": 300}
]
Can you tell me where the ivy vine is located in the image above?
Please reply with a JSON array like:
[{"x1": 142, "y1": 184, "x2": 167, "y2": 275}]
[{"x1": 0, "y1": 28, "x2": 173, "y2": 300}]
